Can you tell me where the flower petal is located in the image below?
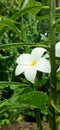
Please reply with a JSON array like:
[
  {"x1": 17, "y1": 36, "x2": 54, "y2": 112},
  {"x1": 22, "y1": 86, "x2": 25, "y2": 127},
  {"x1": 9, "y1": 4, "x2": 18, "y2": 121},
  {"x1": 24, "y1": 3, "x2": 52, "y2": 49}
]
[
  {"x1": 57, "y1": 66, "x2": 60, "y2": 72},
  {"x1": 55, "y1": 42, "x2": 60, "y2": 57},
  {"x1": 43, "y1": 53, "x2": 49, "y2": 58},
  {"x1": 36, "y1": 58, "x2": 51, "y2": 73},
  {"x1": 31, "y1": 47, "x2": 47, "y2": 59},
  {"x1": 15, "y1": 64, "x2": 27, "y2": 76},
  {"x1": 16, "y1": 54, "x2": 31, "y2": 64},
  {"x1": 24, "y1": 67, "x2": 37, "y2": 83}
]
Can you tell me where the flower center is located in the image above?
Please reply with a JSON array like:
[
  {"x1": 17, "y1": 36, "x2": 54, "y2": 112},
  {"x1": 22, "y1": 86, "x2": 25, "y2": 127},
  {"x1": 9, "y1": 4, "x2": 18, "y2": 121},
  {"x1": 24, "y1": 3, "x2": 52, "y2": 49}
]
[{"x1": 30, "y1": 60, "x2": 37, "y2": 66}]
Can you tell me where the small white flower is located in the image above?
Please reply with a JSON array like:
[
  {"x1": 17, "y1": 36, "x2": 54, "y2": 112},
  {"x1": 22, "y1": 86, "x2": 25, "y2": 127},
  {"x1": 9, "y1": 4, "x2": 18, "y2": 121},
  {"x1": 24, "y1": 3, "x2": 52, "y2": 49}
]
[
  {"x1": 40, "y1": 33, "x2": 47, "y2": 41},
  {"x1": 15, "y1": 47, "x2": 51, "y2": 83},
  {"x1": 55, "y1": 42, "x2": 60, "y2": 72}
]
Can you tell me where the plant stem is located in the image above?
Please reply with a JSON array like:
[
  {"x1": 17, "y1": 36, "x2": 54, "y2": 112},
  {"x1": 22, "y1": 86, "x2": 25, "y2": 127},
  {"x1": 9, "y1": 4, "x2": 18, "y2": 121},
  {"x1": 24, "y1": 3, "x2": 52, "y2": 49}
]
[
  {"x1": 49, "y1": 0, "x2": 57, "y2": 130},
  {"x1": 34, "y1": 108, "x2": 43, "y2": 130}
]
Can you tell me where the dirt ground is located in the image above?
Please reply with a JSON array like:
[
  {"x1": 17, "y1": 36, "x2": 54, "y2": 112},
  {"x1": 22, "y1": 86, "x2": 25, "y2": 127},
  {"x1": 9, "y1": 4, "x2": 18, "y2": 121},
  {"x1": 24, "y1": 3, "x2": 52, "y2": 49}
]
[{"x1": 0, "y1": 122, "x2": 60, "y2": 130}]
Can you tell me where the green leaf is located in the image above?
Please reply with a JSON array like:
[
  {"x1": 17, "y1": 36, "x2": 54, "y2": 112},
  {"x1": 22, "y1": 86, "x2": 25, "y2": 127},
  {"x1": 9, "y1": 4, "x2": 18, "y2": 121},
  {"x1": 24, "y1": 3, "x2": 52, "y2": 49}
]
[
  {"x1": 0, "y1": 91, "x2": 48, "y2": 114},
  {"x1": 10, "y1": 85, "x2": 18, "y2": 90},
  {"x1": 23, "y1": 0, "x2": 42, "y2": 19},
  {"x1": 56, "y1": 24, "x2": 60, "y2": 33},
  {"x1": 0, "y1": 26, "x2": 7, "y2": 39},
  {"x1": 0, "y1": 18, "x2": 21, "y2": 38},
  {"x1": 11, "y1": 5, "x2": 42, "y2": 20},
  {"x1": 18, "y1": 91, "x2": 48, "y2": 111}
]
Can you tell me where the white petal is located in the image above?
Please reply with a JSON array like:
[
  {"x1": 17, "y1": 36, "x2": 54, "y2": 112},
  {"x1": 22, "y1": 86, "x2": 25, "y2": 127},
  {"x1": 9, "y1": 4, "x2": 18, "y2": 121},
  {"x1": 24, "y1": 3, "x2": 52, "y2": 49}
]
[
  {"x1": 15, "y1": 64, "x2": 27, "y2": 76},
  {"x1": 31, "y1": 47, "x2": 47, "y2": 60},
  {"x1": 16, "y1": 54, "x2": 31, "y2": 64},
  {"x1": 24, "y1": 67, "x2": 37, "y2": 83},
  {"x1": 36, "y1": 58, "x2": 51, "y2": 73},
  {"x1": 57, "y1": 66, "x2": 60, "y2": 72},
  {"x1": 55, "y1": 42, "x2": 60, "y2": 57},
  {"x1": 43, "y1": 53, "x2": 49, "y2": 58}
]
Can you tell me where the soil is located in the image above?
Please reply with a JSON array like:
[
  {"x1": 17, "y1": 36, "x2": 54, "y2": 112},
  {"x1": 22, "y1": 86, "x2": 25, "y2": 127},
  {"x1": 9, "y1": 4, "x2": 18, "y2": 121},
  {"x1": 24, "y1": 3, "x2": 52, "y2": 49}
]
[{"x1": 0, "y1": 122, "x2": 60, "y2": 130}]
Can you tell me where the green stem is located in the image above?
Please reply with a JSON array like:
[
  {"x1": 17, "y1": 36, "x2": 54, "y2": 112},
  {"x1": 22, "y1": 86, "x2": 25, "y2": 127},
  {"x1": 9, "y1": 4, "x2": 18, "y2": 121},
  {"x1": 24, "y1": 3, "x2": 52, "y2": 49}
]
[
  {"x1": 34, "y1": 108, "x2": 43, "y2": 130},
  {"x1": 0, "y1": 42, "x2": 49, "y2": 50},
  {"x1": 49, "y1": 0, "x2": 57, "y2": 130},
  {"x1": 21, "y1": 16, "x2": 27, "y2": 42}
]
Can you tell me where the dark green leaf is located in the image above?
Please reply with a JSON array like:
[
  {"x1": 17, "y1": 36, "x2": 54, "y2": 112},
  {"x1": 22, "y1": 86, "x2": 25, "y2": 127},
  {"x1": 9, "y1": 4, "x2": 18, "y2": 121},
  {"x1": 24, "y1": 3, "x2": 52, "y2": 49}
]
[{"x1": 18, "y1": 91, "x2": 48, "y2": 111}]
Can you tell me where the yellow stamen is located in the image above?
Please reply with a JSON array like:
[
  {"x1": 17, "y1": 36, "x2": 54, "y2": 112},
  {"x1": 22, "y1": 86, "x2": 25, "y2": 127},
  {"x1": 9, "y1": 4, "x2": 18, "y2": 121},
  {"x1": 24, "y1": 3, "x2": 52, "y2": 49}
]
[{"x1": 30, "y1": 60, "x2": 37, "y2": 66}]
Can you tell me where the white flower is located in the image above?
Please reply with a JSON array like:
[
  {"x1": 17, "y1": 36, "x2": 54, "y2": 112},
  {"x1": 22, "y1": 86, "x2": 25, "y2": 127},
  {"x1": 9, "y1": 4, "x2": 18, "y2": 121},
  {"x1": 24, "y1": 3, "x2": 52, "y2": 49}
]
[
  {"x1": 15, "y1": 47, "x2": 51, "y2": 83},
  {"x1": 55, "y1": 42, "x2": 60, "y2": 72},
  {"x1": 55, "y1": 42, "x2": 60, "y2": 57}
]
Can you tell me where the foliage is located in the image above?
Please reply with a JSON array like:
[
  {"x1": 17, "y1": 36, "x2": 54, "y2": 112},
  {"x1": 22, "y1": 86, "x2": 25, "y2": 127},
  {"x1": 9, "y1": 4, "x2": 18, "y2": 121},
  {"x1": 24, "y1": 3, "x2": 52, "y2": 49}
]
[{"x1": 0, "y1": 0, "x2": 60, "y2": 129}]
